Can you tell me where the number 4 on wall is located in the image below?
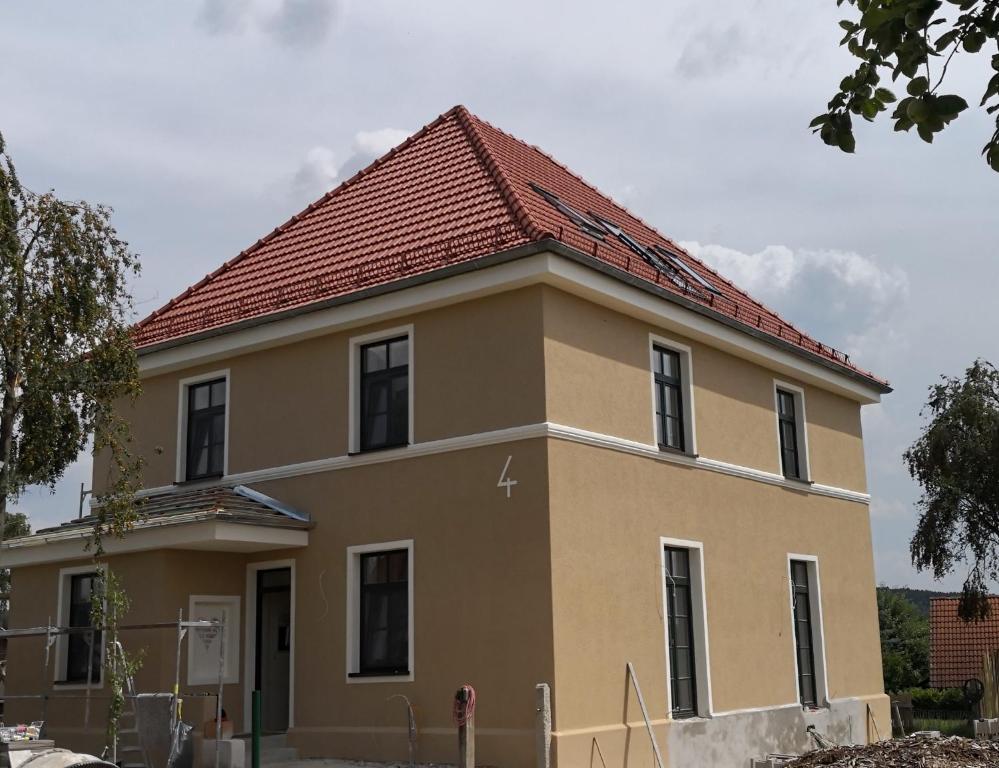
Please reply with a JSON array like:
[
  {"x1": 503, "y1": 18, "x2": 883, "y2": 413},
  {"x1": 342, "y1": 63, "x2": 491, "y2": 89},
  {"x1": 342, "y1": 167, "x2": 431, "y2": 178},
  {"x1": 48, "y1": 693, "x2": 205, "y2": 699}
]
[{"x1": 497, "y1": 455, "x2": 518, "y2": 499}]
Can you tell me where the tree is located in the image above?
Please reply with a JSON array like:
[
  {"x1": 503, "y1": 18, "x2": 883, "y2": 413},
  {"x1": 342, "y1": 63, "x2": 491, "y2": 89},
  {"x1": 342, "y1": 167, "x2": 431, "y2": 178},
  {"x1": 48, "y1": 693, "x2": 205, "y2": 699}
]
[
  {"x1": 0, "y1": 511, "x2": 29, "y2": 626},
  {"x1": 906, "y1": 359, "x2": 999, "y2": 621},
  {"x1": 0, "y1": 131, "x2": 142, "y2": 552},
  {"x1": 1, "y1": 130, "x2": 145, "y2": 753},
  {"x1": 878, "y1": 587, "x2": 930, "y2": 691},
  {"x1": 812, "y1": 0, "x2": 999, "y2": 173}
]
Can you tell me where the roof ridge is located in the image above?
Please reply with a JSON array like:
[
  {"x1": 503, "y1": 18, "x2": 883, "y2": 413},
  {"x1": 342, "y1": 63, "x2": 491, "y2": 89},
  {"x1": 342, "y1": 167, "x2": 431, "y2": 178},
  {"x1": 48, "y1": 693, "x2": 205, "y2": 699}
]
[
  {"x1": 461, "y1": 109, "x2": 846, "y2": 363},
  {"x1": 134, "y1": 107, "x2": 462, "y2": 332},
  {"x1": 453, "y1": 105, "x2": 549, "y2": 242}
]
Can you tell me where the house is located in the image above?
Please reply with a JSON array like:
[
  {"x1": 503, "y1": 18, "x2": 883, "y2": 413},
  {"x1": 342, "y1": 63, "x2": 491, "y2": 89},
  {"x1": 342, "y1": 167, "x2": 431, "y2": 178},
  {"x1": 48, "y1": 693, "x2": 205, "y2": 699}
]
[
  {"x1": 2, "y1": 105, "x2": 890, "y2": 768},
  {"x1": 930, "y1": 596, "x2": 999, "y2": 689}
]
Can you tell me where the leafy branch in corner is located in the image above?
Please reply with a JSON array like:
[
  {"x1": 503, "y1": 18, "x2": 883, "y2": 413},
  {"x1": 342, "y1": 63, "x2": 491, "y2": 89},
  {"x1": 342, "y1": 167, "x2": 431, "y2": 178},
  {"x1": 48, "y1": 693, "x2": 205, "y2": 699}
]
[{"x1": 812, "y1": 0, "x2": 999, "y2": 172}]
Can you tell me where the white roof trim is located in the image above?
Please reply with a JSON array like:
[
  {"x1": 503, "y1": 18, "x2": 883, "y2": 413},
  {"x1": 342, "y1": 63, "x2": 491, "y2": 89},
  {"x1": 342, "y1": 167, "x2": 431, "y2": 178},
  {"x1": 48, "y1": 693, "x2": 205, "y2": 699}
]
[{"x1": 136, "y1": 249, "x2": 885, "y2": 404}]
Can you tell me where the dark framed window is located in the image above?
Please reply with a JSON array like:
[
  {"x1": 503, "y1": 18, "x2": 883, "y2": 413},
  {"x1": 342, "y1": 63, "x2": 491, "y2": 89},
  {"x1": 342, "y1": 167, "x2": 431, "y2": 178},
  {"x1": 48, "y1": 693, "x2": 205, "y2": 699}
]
[
  {"x1": 65, "y1": 573, "x2": 101, "y2": 683},
  {"x1": 664, "y1": 547, "x2": 697, "y2": 718},
  {"x1": 777, "y1": 389, "x2": 801, "y2": 479},
  {"x1": 790, "y1": 560, "x2": 818, "y2": 707},
  {"x1": 653, "y1": 346, "x2": 685, "y2": 452},
  {"x1": 186, "y1": 378, "x2": 226, "y2": 480},
  {"x1": 359, "y1": 337, "x2": 409, "y2": 452},
  {"x1": 357, "y1": 549, "x2": 409, "y2": 675}
]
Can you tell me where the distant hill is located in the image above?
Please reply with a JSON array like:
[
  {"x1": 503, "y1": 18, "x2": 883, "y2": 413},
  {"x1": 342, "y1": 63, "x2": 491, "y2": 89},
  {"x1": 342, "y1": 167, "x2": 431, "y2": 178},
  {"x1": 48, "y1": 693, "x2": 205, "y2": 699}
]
[{"x1": 881, "y1": 586, "x2": 959, "y2": 616}]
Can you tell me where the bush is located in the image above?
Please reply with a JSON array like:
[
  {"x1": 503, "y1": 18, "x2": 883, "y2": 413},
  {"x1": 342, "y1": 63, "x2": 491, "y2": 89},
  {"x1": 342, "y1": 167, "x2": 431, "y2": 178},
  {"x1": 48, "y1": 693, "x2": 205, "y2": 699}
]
[{"x1": 907, "y1": 686, "x2": 969, "y2": 711}]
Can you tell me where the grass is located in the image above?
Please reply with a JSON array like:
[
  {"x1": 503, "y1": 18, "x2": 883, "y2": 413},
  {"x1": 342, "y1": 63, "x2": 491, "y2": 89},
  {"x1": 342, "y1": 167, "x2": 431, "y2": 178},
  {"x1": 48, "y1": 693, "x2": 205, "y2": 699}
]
[{"x1": 912, "y1": 717, "x2": 974, "y2": 737}]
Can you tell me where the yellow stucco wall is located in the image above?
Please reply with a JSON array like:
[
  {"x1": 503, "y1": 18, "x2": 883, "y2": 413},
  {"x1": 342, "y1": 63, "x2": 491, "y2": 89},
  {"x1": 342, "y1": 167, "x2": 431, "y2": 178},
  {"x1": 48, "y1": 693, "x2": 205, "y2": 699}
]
[
  {"x1": 10, "y1": 275, "x2": 886, "y2": 767},
  {"x1": 92, "y1": 286, "x2": 547, "y2": 494},
  {"x1": 541, "y1": 286, "x2": 868, "y2": 492},
  {"x1": 546, "y1": 439, "x2": 885, "y2": 766}
]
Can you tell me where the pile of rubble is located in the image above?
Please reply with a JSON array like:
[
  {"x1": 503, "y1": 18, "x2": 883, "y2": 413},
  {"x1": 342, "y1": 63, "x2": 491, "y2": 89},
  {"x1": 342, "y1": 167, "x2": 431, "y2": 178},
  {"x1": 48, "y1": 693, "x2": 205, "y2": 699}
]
[{"x1": 784, "y1": 735, "x2": 999, "y2": 767}]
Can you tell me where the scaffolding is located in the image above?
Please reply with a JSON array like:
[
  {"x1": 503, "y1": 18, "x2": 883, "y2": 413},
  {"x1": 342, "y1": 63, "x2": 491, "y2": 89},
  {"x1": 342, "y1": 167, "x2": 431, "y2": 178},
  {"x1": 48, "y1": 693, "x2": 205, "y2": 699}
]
[{"x1": 0, "y1": 611, "x2": 226, "y2": 768}]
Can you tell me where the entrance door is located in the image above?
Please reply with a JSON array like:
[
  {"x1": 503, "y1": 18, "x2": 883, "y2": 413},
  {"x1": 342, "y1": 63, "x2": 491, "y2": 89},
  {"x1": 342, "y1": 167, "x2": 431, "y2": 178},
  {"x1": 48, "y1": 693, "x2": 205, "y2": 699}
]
[{"x1": 255, "y1": 568, "x2": 291, "y2": 732}]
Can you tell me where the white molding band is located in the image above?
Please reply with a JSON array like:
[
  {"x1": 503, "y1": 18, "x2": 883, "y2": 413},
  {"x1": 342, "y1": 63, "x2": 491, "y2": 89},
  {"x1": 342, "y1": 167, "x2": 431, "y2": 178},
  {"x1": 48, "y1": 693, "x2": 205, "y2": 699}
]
[{"x1": 117, "y1": 421, "x2": 870, "y2": 506}]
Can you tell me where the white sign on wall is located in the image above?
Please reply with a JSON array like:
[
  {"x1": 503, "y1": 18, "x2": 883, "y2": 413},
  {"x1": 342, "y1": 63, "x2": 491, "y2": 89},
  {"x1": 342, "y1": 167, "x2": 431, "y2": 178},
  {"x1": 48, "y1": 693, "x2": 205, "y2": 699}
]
[{"x1": 188, "y1": 595, "x2": 240, "y2": 685}]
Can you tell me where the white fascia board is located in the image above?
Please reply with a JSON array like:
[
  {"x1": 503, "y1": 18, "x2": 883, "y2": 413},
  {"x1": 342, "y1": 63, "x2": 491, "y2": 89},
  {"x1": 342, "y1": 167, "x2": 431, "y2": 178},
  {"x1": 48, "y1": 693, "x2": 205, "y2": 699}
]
[
  {"x1": 1, "y1": 520, "x2": 308, "y2": 568},
  {"x1": 136, "y1": 247, "x2": 884, "y2": 404}
]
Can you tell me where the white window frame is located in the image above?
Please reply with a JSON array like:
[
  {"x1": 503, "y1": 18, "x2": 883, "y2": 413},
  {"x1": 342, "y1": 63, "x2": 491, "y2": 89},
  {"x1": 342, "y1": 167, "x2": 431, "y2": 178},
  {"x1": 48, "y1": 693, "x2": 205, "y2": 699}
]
[
  {"x1": 54, "y1": 563, "x2": 107, "y2": 688},
  {"x1": 345, "y1": 539, "x2": 415, "y2": 683},
  {"x1": 242, "y1": 559, "x2": 296, "y2": 728},
  {"x1": 786, "y1": 554, "x2": 829, "y2": 708},
  {"x1": 649, "y1": 334, "x2": 697, "y2": 455},
  {"x1": 187, "y1": 594, "x2": 241, "y2": 685},
  {"x1": 175, "y1": 369, "x2": 231, "y2": 483},
  {"x1": 773, "y1": 379, "x2": 810, "y2": 481},
  {"x1": 659, "y1": 537, "x2": 713, "y2": 718},
  {"x1": 348, "y1": 325, "x2": 414, "y2": 454}
]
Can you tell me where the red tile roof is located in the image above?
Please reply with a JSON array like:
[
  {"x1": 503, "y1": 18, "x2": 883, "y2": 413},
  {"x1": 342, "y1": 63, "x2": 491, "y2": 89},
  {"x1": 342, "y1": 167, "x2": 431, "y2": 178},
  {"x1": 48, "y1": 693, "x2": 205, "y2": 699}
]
[
  {"x1": 930, "y1": 597, "x2": 999, "y2": 688},
  {"x1": 133, "y1": 105, "x2": 887, "y2": 389}
]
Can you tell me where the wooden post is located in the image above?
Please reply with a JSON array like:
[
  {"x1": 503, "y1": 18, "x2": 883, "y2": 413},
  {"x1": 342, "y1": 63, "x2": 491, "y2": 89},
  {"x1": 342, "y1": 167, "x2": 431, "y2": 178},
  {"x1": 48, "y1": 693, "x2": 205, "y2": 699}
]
[
  {"x1": 535, "y1": 683, "x2": 551, "y2": 768},
  {"x1": 456, "y1": 687, "x2": 474, "y2": 768}
]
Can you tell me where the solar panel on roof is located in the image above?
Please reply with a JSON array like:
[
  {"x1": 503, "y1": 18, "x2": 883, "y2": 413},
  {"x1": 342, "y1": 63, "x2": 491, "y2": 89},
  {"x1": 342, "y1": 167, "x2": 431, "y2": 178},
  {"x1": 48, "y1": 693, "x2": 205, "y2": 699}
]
[
  {"x1": 529, "y1": 183, "x2": 606, "y2": 240},
  {"x1": 653, "y1": 246, "x2": 721, "y2": 295}
]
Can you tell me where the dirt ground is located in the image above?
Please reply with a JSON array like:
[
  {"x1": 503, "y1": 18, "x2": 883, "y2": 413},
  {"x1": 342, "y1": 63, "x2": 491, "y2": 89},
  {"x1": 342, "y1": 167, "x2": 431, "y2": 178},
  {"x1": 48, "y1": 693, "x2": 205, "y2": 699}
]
[{"x1": 785, "y1": 735, "x2": 999, "y2": 767}]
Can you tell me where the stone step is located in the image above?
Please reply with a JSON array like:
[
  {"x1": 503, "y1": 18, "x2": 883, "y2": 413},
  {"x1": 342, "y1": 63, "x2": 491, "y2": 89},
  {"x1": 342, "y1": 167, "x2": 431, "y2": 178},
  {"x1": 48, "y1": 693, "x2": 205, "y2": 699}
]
[{"x1": 258, "y1": 747, "x2": 298, "y2": 764}]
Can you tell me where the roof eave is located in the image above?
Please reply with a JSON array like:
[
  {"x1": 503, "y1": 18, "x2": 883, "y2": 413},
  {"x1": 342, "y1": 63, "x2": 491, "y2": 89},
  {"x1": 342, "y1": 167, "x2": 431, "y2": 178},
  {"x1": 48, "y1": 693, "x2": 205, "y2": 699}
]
[{"x1": 135, "y1": 237, "x2": 889, "y2": 397}]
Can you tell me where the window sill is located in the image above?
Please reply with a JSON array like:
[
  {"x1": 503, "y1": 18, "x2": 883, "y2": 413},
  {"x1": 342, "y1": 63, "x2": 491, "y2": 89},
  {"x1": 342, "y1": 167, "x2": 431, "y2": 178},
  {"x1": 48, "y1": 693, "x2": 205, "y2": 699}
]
[
  {"x1": 658, "y1": 445, "x2": 698, "y2": 459},
  {"x1": 53, "y1": 680, "x2": 103, "y2": 690},
  {"x1": 174, "y1": 474, "x2": 224, "y2": 487},
  {"x1": 346, "y1": 670, "x2": 413, "y2": 684},
  {"x1": 782, "y1": 475, "x2": 814, "y2": 487},
  {"x1": 349, "y1": 443, "x2": 410, "y2": 457},
  {"x1": 348, "y1": 670, "x2": 410, "y2": 678}
]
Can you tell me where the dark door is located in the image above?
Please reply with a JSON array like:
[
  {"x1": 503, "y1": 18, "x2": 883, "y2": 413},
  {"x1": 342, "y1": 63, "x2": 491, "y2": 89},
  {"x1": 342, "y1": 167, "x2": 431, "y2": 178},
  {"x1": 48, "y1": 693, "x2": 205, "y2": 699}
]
[{"x1": 255, "y1": 568, "x2": 291, "y2": 732}]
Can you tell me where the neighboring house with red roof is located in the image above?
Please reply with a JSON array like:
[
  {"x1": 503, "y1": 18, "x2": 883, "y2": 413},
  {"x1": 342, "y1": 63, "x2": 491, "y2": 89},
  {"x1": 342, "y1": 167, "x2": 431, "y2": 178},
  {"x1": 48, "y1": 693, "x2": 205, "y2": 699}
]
[
  {"x1": 2, "y1": 106, "x2": 890, "y2": 768},
  {"x1": 930, "y1": 597, "x2": 999, "y2": 689}
]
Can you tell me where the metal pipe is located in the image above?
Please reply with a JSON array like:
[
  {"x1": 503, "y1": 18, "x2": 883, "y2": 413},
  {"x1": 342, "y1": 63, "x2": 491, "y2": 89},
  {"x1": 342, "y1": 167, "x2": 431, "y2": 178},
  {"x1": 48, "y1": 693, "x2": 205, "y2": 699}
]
[{"x1": 252, "y1": 690, "x2": 261, "y2": 768}]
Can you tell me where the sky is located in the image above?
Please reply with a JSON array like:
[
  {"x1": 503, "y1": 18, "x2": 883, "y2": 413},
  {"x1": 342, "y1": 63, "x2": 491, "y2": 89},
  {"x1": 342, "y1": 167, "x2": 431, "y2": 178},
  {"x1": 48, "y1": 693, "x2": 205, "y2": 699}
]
[{"x1": 3, "y1": 0, "x2": 997, "y2": 590}]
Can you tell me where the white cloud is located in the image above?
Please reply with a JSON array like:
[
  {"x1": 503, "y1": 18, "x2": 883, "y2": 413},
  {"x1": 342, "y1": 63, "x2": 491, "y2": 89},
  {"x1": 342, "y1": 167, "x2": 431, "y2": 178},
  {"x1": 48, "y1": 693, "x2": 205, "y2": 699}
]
[
  {"x1": 288, "y1": 127, "x2": 409, "y2": 203},
  {"x1": 680, "y1": 241, "x2": 909, "y2": 371},
  {"x1": 291, "y1": 145, "x2": 339, "y2": 200},
  {"x1": 197, "y1": 0, "x2": 342, "y2": 47}
]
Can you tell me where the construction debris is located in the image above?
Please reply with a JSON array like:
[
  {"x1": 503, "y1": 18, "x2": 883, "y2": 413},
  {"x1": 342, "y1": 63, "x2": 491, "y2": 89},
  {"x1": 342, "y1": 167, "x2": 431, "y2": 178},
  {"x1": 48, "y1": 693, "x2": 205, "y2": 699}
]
[{"x1": 784, "y1": 734, "x2": 999, "y2": 767}]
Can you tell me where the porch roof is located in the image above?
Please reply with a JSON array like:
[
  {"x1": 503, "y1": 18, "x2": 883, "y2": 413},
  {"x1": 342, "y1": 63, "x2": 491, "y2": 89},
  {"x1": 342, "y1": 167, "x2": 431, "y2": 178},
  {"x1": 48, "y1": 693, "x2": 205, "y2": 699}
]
[{"x1": 2, "y1": 485, "x2": 311, "y2": 567}]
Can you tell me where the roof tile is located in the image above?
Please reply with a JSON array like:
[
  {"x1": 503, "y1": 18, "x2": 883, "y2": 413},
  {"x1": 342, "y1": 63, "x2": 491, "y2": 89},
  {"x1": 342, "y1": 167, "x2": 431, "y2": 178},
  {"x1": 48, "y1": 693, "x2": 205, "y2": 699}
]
[
  {"x1": 929, "y1": 596, "x2": 999, "y2": 688},
  {"x1": 133, "y1": 105, "x2": 886, "y2": 388}
]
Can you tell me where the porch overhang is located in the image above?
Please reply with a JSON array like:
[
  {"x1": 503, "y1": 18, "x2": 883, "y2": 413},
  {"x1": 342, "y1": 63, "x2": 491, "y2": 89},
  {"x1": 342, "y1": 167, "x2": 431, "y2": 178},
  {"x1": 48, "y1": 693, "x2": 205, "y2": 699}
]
[{"x1": 1, "y1": 485, "x2": 311, "y2": 568}]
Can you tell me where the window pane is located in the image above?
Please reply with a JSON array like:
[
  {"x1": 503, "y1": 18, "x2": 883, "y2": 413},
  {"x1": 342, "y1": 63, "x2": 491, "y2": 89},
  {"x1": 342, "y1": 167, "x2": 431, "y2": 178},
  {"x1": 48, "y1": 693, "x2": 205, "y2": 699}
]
[
  {"x1": 193, "y1": 384, "x2": 210, "y2": 411},
  {"x1": 359, "y1": 552, "x2": 409, "y2": 673},
  {"x1": 364, "y1": 344, "x2": 387, "y2": 373},
  {"x1": 663, "y1": 350, "x2": 679, "y2": 379},
  {"x1": 210, "y1": 380, "x2": 226, "y2": 406},
  {"x1": 389, "y1": 338, "x2": 408, "y2": 368}
]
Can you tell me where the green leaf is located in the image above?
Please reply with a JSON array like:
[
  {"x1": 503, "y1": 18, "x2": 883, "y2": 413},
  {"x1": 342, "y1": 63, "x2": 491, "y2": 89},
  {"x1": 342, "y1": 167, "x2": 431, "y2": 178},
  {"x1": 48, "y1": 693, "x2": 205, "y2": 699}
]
[
  {"x1": 983, "y1": 74, "x2": 999, "y2": 107},
  {"x1": 935, "y1": 29, "x2": 960, "y2": 51},
  {"x1": 839, "y1": 19, "x2": 857, "y2": 32},
  {"x1": 917, "y1": 124, "x2": 934, "y2": 143},
  {"x1": 837, "y1": 130, "x2": 857, "y2": 153},
  {"x1": 907, "y1": 97, "x2": 931, "y2": 123},
  {"x1": 875, "y1": 87, "x2": 897, "y2": 103},
  {"x1": 894, "y1": 116, "x2": 915, "y2": 131},
  {"x1": 963, "y1": 31, "x2": 986, "y2": 53},
  {"x1": 989, "y1": 149, "x2": 999, "y2": 173},
  {"x1": 907, "y1": 76, "x2": 929, "y2": 96},
  {"x1": 935, "y1": 94, "x2": 969, "y2": 117},
  {"x1": 992, "y1": 54, "x2": 999, "y2": 73},
  {"x1": 862, "y1": 99, "x2": 880, "y2": 119}
]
